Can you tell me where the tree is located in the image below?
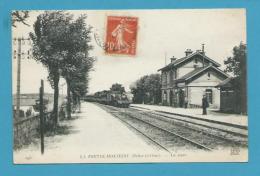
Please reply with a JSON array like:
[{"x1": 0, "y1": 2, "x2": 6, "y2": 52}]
[
  {"x1": 61, "y1": 15, "x2": 94, "y2": 118},
  {"x1": 224, "y1": 42, "x2": 247, "y2": 78},
  {"x1": 30, "y1": 11, "x2": 73, "y2": 126},
  {"x1": 110, "y1": 83, "x2": 125, "y2": 93},
  {"x1": 67, "y1": 56, "x2": 94, "y2": 115},
  {"x1": 12, "y1": 11, "x2": 30, "y2": 27},
  {"x1": 144, "y1": 74, "x2": 161, "y2": 104},
  {"x1": 130, "y1": 74, "x2": 161, "y2": 104},
  {"x1": 224, "y1": 42, "x2": 247, "y2": 113},
  {"x1": 130, "y1": 75, "x2": 147, "y2": 104}
]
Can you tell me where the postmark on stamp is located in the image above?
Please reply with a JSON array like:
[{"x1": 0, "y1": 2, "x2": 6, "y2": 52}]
[{"x1": 105, "y1": 16, "x2": 138, "y2": 55}]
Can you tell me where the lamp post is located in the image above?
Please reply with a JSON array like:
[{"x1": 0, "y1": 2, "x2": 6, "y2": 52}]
[{"x1": 13, "y1": 37, "x2": 31, "y2": 118}]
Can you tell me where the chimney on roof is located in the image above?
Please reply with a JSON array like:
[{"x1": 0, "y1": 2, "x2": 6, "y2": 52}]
[
  {"x1": 170, "y1": 56, "x2": 177, "y2": 63},
  {"x1": 185, "y1": 49, "x2": 193, "y2": 56},
  {"x1": 201, "y1": 44, "x2": 206, "y2": 67},
  {"x1": 200, "y1": 44, "x2": 206, "y2": 55},
  {"x1": 196, "y1": 49, "x2": 205, "y2": 55}
]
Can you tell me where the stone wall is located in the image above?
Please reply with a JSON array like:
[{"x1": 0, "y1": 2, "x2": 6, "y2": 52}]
[{"x1": 13, "y1": 112, "x2": 52, "y2": 149}]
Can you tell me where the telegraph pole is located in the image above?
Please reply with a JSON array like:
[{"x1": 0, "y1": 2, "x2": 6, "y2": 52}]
[
  {"x1": 16, "y1": 38, "x2": 22, "y2": 118},
  {"x1": 13, "y1": 37, "x2": 31, "y2": 118},
  {"x1": 40, "y1": 80, "x2": 45, "y2": 154}
]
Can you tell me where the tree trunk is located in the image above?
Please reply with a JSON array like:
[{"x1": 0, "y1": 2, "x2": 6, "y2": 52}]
[
  {"x1": 53, "y1": 72, "x2": 60, "y2": 126},
  {"x1": 77, "y1": 95, "x2": 81, "y2": 112},
  {"x1": 66, "y1": 79, "x2": 72, "y2": 119},
  {"x1": 78, "y1": 95, "x2": 81, "y2": 112}
]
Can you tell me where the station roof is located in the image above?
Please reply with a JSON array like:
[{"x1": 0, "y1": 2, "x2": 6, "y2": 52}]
[
  {"x1": 158, "y1": 51, "x2": 221, "y2": 71},
  {"x1": 175, "y1": 65, "x2": 230, "y2": 83},
  {"x1": 215, "y1": 77, "x2": 236, "y2": 88}
]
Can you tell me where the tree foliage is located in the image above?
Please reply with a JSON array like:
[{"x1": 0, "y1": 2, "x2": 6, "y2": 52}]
[
  {"x1": 224, "y1": 42, "x2": 247, "y2": 113},
  {"x1": 224, "y1": 42, "x2": 247, "y2": 78},
  {"x1": 12, "y1": 11, "x2": 30, "y2": 27},
  {"x1": 30, "y1": 11, "x2": 73, "y2": 125},
  {"x1": 110, "y1": 83, "x2": 125, "y2": 93},
  {"x1": 30, "y1": 11, "x2": 95, "y2": 123},
  {"x1": 61, "y1": 15, "x2": 94, "y2": 96},
  {"x1": 130, "y1": 74, "x2": 161, "y2": 104},
  {"x1": 30, "y1": 11, "x2": 73, "y2": 70},
  {"x1": 60, "y1": 15, "x2": 94, "y2": 117}
]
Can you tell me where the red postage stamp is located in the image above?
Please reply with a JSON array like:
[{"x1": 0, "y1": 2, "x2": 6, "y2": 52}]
[{"x1": 105, "y1": 16, "x2": 138, "y2": 56}]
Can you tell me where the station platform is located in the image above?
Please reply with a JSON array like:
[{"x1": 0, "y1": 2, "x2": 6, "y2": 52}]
[
  {"x1": 130, "y1": 104, "x2": 248, "y2": 128},
  {"x1": 14, "y1": 102, "x2": 161, "y2": 164}
]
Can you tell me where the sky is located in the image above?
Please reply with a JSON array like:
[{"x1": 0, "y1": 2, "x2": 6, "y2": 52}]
[{"x1": 12, "y1": 9, "x2": 246, "y2": 95}]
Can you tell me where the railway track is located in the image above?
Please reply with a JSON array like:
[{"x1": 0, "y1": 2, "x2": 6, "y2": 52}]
[
  {"x1": 132, "y1": 108, "x2": 248, "y2": 147},
  {"x1": 131, "y1": 106, "x2": 248, "y2": 137},
  {"x1": 109, "y1": 114, "x2": 173, "y2": 154},
  {"x1": 97, "y1": 103, "x2": 247, "y2": 153},
  {"x1": 98, "y1": 104, "x2": 217, "y2": 152}
]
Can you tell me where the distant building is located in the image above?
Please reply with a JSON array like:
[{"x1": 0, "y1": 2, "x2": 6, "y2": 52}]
[
  {"x1": 158, "y1": 48, "x2": 229, "y2": 108},
  {"x1": 13, "y1": 93, "x2": 53, "y2": 106},
  {"x1": 13, "y1": 93, "x2": 53, "y2": 118}
]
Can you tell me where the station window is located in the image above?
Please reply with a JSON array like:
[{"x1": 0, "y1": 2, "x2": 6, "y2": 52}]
[
  {"x1": 164, "y1": 91, "x2": 167, "y2": 100},
  {"x1": 205, "y1": 89, "x2": 213, "y2": 104},
  {"x1": 174, "y1": 70, "x2": 177, "y2": 79}
]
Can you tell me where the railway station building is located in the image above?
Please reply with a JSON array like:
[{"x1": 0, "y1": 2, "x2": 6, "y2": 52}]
[{"x1": 158, "y1": 48, "x2": 229, "y2": 109}]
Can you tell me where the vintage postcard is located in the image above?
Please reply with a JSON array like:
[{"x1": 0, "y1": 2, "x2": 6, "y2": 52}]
[{"x1": 12, "y1": 9, "x2": 248, "y2": 163}]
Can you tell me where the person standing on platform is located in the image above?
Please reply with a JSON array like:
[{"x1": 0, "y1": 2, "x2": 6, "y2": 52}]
[
  {"x1": 184, "y1": 96, "x2": 188, "y2": 109},
  {"x1": 202, "y1": 94, "x2": 209, "y2": 115}
]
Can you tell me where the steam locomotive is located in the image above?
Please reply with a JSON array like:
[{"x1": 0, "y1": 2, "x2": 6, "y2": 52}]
[{"x1": 84, "y1": 90, "x2": 130, "y2": 108}]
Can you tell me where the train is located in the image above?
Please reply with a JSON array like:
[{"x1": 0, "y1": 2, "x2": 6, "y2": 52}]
[{"x1": 84, "y1": 90, "x2": 131, "y2": 108}]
